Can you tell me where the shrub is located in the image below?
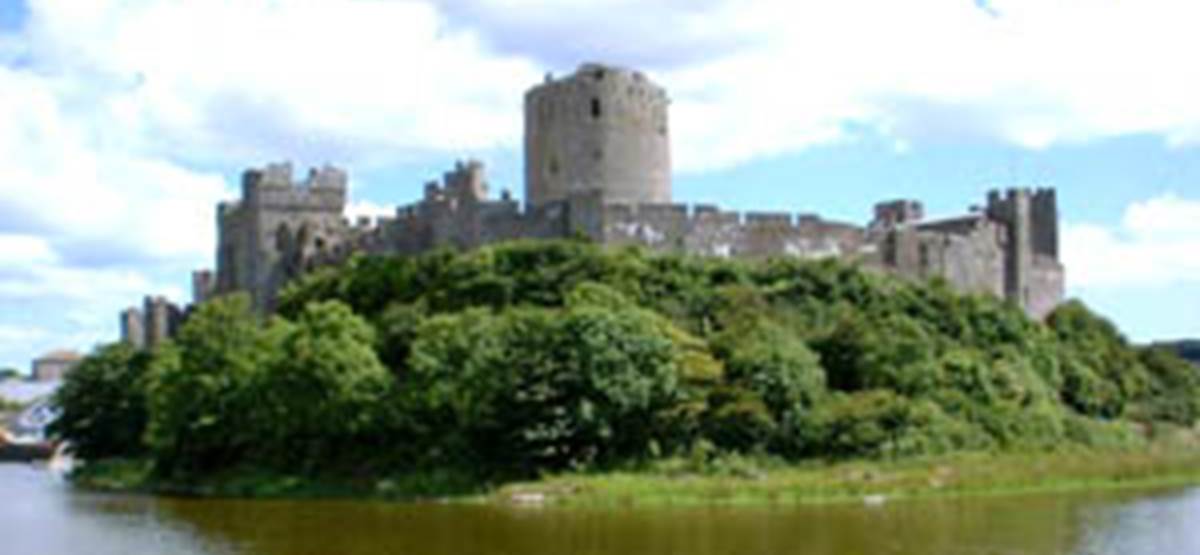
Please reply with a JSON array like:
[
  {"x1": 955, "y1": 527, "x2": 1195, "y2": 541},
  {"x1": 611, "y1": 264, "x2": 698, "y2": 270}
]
[
  {"x1": 254, "y1": 301, "x2": 393, "y2": 469},
  {"x1": 51, "y1": 342, "x2": 153, "y2": 459}
]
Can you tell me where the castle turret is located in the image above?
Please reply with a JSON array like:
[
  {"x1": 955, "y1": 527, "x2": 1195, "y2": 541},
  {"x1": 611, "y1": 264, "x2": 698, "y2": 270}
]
[
  {"x1": 216, "y1": 161, "x2": 349, "y2": 312},
  {"x1": 524, "y1": 63, "x2": 671, "y2": 209},
  {"x1": 985, "y1": 187, "x2": 1063, "y2": 318}
]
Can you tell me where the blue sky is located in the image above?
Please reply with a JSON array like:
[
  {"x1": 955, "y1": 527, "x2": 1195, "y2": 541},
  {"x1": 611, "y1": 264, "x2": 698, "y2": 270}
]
[{"x1": 0, "y1": 0, "x2": 1198, "y2": 371}]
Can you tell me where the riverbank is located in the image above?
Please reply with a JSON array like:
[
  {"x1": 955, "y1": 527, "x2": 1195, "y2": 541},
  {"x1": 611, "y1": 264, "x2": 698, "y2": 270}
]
[
  {"x1": 496, "y1": 443, "x2": 1200, "y2": 507},
  {"x1": 71, "y1": 438, "x2": 1200, "y2": 507}
]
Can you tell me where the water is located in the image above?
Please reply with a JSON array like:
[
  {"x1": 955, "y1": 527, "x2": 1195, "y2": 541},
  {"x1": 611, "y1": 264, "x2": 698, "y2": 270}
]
[{"x1": 2, "y1": 464, "x2": 1199, "y2": 555}]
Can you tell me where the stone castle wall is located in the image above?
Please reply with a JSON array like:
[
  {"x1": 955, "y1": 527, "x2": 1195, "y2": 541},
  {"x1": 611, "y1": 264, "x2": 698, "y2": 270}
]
[
  {"x1": 205, "y1": 62, "x2": 1064, "y2": 319},
  {"x1": 594, "y1": 201, "x2": 868, "y2": 260},
  {"x1": 216, "y1": 162, "x2": 349, "y2": 311}
]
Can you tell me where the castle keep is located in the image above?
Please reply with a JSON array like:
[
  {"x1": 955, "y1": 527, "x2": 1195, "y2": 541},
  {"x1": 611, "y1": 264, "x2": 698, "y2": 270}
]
[{"x1": 199, "y1": 63, "x2": 1063, "y2": 319}]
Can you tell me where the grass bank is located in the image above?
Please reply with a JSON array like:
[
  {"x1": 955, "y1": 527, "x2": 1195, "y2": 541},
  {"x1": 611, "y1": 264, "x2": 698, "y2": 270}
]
[
  {"x1": 496, "y1": 442, "x2": 1200, "y2": 507},
  {"x1": 71, "y1": 460, "x2": 489, "y2": 502},
  {"x1": 73, "y1": 439, "x2": 1200, "y2": 507}
]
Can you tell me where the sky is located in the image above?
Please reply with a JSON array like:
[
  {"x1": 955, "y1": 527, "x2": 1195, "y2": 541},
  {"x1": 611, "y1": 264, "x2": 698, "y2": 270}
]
[{"x1": 0, "y1": 0, "x2": 1198, "y2": 371}]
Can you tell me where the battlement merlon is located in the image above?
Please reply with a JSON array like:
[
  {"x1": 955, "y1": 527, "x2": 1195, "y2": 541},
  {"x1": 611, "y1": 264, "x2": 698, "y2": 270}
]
[
  {"x1": 872, "y1": 199, "x2": 926, "y2": 229},
  {"x1": 238, "y1": 161, "x2": 348, "y2": 212},
  {"x1": 985, "y1": 186, "x2": 1059, "y2": 259},
  {"x1": 528, "y1": 63, "x2": 669, "y2": 102}
]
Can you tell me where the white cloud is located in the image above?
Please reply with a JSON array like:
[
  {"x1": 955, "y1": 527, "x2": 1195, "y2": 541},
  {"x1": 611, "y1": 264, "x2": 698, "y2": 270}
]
[
  {"x1": 11, "y1": 0, "x2": 1200, "y2": 179},
  {"x1": 20, "y1": 0, "x2": 540, "y2": 166},
  {"x1": 655, "y1": 0, "x2": 1200, "y2": 171},
  {"x1": 0, "y1": 325, "x2": 48, "y2": 346},
  {"x1": 0, "y1": 234, "x2": 57, "y2": 265},
  {"x1": 429, "y1": 1, "x2": 1200, "y2": 171},
  {"x1": 345, "y1": 200, "x2": 394, "y2": 225},
  {"x1": 1063, "y1": 194, "x2": 1200, "y2": 289}
]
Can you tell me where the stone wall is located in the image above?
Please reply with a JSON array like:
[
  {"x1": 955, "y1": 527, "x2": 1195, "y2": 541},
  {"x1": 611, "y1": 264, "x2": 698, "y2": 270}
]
[
  {"x1": 208, "y1": 157, "x2": 1064, "y2": 321},
  {"x1": 119, "y1": 296, "x2": 182, "y2": 350},
  {"x1": 595, "y1": 202, "x2": 867, "y2": 260},
  {"x1": 216, "y1": 162, "x2": 349, "y2": 311}
]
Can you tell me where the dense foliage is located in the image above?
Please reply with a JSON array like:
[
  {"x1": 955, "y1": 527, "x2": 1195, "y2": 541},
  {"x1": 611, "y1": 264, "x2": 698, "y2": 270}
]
[
  {"x1": 50, "y1": 342, "x2": 152, "y2": 459},
  {"x1": 54, "y1": 241, "x2": 1200, "y2": 483}
]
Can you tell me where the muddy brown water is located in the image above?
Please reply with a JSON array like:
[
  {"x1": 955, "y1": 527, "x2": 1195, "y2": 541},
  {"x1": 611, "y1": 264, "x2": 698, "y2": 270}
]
[{"x1": 2, "y1": 464, "x2": 1198, "y2": 555}]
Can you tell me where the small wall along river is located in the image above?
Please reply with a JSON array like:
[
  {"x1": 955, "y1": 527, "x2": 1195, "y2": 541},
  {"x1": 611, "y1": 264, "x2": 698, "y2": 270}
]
[{"x1": 2, "y1": 464, "x2": 1199, "y2": 555}]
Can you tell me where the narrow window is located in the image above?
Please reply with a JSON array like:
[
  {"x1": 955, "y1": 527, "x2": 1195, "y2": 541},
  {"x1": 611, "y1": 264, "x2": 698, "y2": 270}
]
[{"x1": 591, "y1": 97, "x2": 601, "y2": 119}]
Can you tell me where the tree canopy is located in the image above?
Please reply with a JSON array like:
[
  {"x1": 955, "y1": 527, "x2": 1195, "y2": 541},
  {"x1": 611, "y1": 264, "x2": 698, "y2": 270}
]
[{"x1": 53, "y1": 241, "x2": 1200, "y2": 481}]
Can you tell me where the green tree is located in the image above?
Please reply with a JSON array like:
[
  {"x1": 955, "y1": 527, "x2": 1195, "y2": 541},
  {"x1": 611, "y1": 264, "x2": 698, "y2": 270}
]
[
  {"x1": 50, "y1": 342, "x2": 152, "y2": 459},
  {"x1": 374, "y1": 301, "x2": 428, "y2": 373},
  {"x1": 1135, "y1": 346, "x2": 1200, "y2": 425},
  {"x1": 255, "y1": 301, "x2": 393, "y2": 469},
  {"x1": 406, "y1": 294, "x2": 692, "y2": 474},
  {"x1": 145, "y1": 294, "x2": 274, "y2": 474},
  {"x1": 1048, "y1": 301, "x2": 1150, "y2": 417}
]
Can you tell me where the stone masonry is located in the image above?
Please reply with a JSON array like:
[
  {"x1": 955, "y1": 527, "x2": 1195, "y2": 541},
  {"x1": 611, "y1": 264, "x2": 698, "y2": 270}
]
[
  {"x1": 119, "y1": 296, "x2": 183, "y2": 350},
  {"x1": 207, "y1": 63, "x2": 1065, "y2": 319}
]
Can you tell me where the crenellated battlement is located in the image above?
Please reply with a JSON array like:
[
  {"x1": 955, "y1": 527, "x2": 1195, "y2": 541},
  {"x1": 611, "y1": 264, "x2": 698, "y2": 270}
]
[
  {"x1": 597, "y1": 201, "x2": 858, "y2": 231},
  {"x1": 238, "y1": 161, "x2": 347, "y2": 213}
]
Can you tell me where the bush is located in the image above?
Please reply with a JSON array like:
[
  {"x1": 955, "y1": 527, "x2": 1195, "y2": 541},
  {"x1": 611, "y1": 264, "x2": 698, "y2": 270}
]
[
  {"x1": 253, "y1": 301, "x2": 393, "y2": 469},
  {"x1": 1135, "y1": 346, "x2": 1200, "y2": 425},
  {"x1": 60, "y1": 241, "x2": 1196, "y2": 482},
  {"x1": 51, "y1": 342, "x2": 152, "y2": 459},
  {"x1": 404, "y1": 292, "x2": 694, "y2": 474}
]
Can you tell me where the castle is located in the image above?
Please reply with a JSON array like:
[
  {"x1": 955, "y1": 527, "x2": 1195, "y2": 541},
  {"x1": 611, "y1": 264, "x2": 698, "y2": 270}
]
[{"x1": 125, "y1": 62, "x2": 1063, "y2": 344}]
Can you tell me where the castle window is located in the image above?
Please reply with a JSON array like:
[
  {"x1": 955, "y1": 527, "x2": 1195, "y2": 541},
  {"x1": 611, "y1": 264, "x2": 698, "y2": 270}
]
[
  {"x1": 593, "y1": 69, "x2": 605, "y2": 80},
  {"x1": 591, "y1": 98, "x2": 602, "y2": 119}
]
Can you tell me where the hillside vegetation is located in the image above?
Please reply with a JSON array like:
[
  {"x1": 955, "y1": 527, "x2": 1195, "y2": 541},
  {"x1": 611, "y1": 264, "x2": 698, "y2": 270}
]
[{"x1": 53, "y1": 240, "x2": 1200, "y2": 491}]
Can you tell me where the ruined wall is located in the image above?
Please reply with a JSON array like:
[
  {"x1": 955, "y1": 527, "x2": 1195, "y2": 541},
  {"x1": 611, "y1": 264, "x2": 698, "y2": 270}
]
[
  {"x1": 211, "y1": 165, "x2": 1064, "y2": 321},
  {"x1": 525, "y1": 63, "x2": 671, "y2": 208},
  {"x1": 1030, "y1": 188, "x2": 1059, "y2": 258},
  {"x1": 119, "y1": 308, "x2": 145, "y2": 350},
  {"x1": 191, "y1": 270, "x2": 214, "y2": 305},
  {"x1": 983, "y1": 187, "x2": 1067, "y2": 314},
  {"x1": 915, "y1": 222, "x2": 1006, "y2": 298},
  {"x1": 142, "y1": 296, "x2": 182, "y2": 349},
  {"x1": 1028, "y1": 256, "x2": 1065, "y2": 320},
  {"x1": 594, "y1": 202, "x2": 868, "y2": 260}
]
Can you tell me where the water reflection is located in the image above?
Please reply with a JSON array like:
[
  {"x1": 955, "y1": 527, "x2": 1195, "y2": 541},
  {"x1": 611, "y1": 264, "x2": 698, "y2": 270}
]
[{"x1": 2, "y1": 464, "x2": 1197, "y2": 555}]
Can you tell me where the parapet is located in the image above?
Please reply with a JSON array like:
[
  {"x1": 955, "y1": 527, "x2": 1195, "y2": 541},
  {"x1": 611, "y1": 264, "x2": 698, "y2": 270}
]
[
  {"x1": 419, "y1": 159, "x2": 497, "y2": 205},
  {"x1": 872, "y1": 200, "x2": 925, "y2": 229},
  {"x1": 599, "y1": 202, "x2": 863, "y2": 234},
  {"x1": 239, "y1": 161, "x2": 348, "y2": 211},
  {"x1": 303, "y1": 165, "x2": 348, "y2": 190},
  {"x1": 443, "y1": 159, "x2": 488, "y2": 202},
  {"x1": 529, "y1": 62, "x2": 667, "y2": 101},
  {"x1": 745, "y1": 212, "x2": 793, "y2": 226}
]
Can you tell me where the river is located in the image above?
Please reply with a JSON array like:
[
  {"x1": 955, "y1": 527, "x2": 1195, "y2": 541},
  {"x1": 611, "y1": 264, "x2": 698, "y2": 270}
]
[{"x1": 2, "y1": 464, "x2": 1199, "y2": 555}]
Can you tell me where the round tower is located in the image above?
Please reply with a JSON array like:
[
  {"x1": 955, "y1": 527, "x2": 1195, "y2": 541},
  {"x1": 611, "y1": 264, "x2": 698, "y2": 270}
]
[{"x1": 524, "y1": 63, "x2": 671, "y2": 208}]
